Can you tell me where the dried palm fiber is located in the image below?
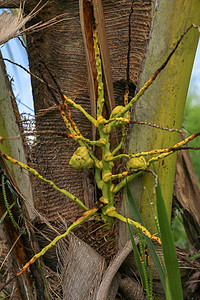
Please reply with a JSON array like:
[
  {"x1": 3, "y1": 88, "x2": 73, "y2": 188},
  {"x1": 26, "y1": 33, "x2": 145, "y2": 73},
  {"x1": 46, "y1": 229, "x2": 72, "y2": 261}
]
[
  {"x1": 0, "y1": 1, "x2": 65, "y2": 45},
  {"x1": 0, "y1": 5, "x2": 35, "y2": 45},
  {"x1": 21, "y1": 0, "x2": 152, "y2": 260}
]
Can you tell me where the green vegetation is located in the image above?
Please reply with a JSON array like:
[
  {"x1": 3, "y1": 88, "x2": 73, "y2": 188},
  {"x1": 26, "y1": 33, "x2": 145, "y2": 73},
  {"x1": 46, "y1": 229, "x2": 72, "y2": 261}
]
[
  {"x1": 184, "y1": 92, "x2": 200, "y2": 185},
  {"x1": 127, "y1": 177, "x2": 183, "y2": 299},
  {"x1": 172, "y1": 210, "x2": 189, "y2": 250},
  {"x1": 171, "y1": 89, "x2": 200, "y2": 251}
]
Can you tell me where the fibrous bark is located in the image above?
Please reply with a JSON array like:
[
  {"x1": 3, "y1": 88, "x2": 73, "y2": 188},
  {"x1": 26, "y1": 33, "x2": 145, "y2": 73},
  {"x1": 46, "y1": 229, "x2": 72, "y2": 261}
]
[{"x1": 24, "y1": 0, "x2": 152, "y2": 259}]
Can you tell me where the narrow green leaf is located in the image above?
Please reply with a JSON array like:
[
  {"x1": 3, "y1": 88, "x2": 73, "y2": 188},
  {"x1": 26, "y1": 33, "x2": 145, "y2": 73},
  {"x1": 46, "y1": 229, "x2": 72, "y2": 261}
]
[
  {"x1": 39, "y1": 262, "x2": 51, "y2": 300},
  {"x1": 156, "y1": 179, "x2": 183, "y2": 300},
  {"x1": 127, "y1": 183, "x2": 143, "y2": 224},
  {"x1": 0, "y1": 202, "x2": 16, "y2": 225},
  {"x1": 189, "y1": 252, "x2": 200, "y2": 261},
  {"x1": 127, "y1": 183, "x2": 166, "y2": 291},
  {"x1": 166, "y1": 273, "x2": 172, "y2": 300},
  {"x1": 127, "y1": 221, "x2": 146, "y2": 290}
]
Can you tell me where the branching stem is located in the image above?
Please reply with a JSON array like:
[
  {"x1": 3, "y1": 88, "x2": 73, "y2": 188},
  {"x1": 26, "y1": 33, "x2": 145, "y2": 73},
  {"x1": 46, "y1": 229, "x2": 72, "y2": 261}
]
[
  {"x1": 0, "y1": 152, "x2": 88, "y2": 212},
  {"x1": 115, "y1": 24, "x2": 194, "y2": 119},
  {"x1": 107, "y1": 209, "x2": 161, "y2": 244},
  {"x1": 62, "y1": 94, "x2": 98, "y2": 127}
]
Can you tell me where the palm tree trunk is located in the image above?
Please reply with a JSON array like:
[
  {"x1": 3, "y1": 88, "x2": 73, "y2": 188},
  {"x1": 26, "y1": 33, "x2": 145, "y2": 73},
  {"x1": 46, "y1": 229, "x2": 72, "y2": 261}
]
[{"x1": 119, "y1": 0, "x2": 200, "y2": 247}]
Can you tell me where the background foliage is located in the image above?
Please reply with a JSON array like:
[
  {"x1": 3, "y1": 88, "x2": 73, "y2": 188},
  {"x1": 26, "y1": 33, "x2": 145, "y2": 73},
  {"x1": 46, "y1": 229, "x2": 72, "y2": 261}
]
[{"x1": 184, "y1": 92, "x2": 200, "y2": 185}]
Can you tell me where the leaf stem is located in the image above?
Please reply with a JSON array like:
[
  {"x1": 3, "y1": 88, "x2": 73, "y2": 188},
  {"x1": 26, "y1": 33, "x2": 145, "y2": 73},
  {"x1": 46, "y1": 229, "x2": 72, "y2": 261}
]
[
  {"x1": 0, "y1": 152, "x2": 89, "y2": 212},
  {"x1": 93, "y1": 29, "x2": 105, "y2": 118},
  {"x1": 107, "y1": 209, "x2": 161, "y2": 244},
  {"x1": 16, "y1": 207, "x2": 98, "y2": 277},
  {"x1": 62, "y1": 94, "x2": 98, "y2": 127}
]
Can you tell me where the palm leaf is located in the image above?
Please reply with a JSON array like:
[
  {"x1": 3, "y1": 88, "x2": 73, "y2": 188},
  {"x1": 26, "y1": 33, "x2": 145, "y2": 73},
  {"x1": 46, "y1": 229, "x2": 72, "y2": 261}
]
[
  {"x1": 127, "y1": 221, "x2": 146, "y2": 290},
  {"x1": 156, "y1": 177, "x2": 183, "y2": 299},
  {"x1": 127, "y1": 183, "x2": 166, "y2": 291}
]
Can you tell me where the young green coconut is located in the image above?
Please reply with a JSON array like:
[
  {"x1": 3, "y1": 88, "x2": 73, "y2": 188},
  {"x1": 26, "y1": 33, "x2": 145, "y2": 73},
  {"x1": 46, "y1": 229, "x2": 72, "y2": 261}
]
[
  {"x1": 69, "y1": 146, "x2": 94, "y2": 169},
  {"x1": 126, "y1": 156, "x2": 146, "y2": 171}
]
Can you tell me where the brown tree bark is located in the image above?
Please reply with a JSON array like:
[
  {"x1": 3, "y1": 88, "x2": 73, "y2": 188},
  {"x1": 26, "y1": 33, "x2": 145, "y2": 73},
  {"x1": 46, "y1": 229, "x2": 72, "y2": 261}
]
[{"x1": 24, "y1": 0, "x2": 152, "y2": 256}]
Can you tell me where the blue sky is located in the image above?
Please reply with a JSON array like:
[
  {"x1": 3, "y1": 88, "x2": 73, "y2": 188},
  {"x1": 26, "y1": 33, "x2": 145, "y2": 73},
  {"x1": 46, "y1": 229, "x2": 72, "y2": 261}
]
[
  {"x1": 188, "y1": 40, "x2": 200, "y2": 103},
  {"x1": 1, "y1": 36, "x2": 200, "y2": 114},
  {"x1": 1, "y1": 37, "x2": 34, "y2": 114}
]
